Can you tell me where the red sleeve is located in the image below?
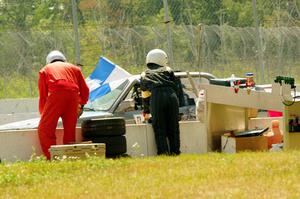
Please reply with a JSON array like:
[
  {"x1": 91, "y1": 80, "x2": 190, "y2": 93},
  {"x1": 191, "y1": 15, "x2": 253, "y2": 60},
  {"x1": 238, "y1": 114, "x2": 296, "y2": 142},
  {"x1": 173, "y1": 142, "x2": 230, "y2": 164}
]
[
  {"x1": 77, "y1": 71, "x2": 89, "y2": 105},
  {"x1": 38, "y1": 70, "x2": 48, "y2": 114}
]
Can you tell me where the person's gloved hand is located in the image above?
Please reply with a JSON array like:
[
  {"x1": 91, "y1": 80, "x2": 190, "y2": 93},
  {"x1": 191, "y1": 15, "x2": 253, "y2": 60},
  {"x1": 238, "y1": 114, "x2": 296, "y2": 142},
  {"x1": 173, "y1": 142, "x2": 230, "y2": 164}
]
[{"x1": 77, "y1": 104, "x2": 84, "y2": 118}]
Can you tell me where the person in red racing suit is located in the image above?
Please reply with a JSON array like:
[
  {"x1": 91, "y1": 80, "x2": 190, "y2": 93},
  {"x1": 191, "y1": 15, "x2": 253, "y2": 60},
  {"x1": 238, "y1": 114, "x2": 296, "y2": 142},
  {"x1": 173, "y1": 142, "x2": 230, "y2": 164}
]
[{"x1": 38, "y1": 50, "x2": 89, "y2": 160}]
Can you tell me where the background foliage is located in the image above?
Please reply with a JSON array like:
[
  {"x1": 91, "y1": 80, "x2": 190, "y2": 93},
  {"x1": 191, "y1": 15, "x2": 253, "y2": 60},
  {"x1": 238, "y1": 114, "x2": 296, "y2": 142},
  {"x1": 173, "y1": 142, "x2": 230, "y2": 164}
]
[{"x1": 1, "y1": 0, "x2": 300, "y2": 98}]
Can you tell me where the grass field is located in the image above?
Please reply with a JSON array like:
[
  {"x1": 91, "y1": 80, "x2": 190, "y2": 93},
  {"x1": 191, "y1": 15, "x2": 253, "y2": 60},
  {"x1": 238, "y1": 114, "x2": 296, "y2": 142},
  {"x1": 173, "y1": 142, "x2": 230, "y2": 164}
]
[{"x1": 0, "y1": 151, "x2": 300, "y2": 199}]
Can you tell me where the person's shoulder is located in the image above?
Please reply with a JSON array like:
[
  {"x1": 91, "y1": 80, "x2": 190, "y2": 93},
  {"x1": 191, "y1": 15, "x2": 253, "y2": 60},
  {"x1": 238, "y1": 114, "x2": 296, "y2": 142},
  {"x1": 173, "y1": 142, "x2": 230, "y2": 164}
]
[
  {"x1": 165, "y1": 66, "x2": 172, "y2": 72},
  {"x1": 39, "y1": 64, "x2": 49, "y2": 73},
  {"x1": 141, "y1": 71, "x2": 146, "y2": 78},
  {"x1": 65, "y1": 62, "x2": 76, "y2": 67},
  {"x1": 141, "y1": 69, "x2": 152, "y2": 78},
  {"x1": 65, "y1": 62, "x2": 81, "y2": 70},
  {"x1": 161, "y1": 66, "x2": 173, "y2": 74}
]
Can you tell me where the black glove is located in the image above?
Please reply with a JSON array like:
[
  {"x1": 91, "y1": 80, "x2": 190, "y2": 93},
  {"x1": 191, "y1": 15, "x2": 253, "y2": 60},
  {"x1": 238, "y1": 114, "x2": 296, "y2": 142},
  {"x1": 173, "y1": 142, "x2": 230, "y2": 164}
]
[{"x1": 77, "y1": 104, "x2": 84, "y2": 118}]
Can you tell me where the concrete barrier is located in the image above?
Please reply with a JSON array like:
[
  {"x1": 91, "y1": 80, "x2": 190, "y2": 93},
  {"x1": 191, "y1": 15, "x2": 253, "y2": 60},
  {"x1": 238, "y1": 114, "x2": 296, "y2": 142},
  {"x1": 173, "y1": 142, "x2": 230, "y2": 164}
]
[
  {"x1": 0, "y1": 121, "x2": 207, "y2": 162},
  {"x1": 0, "y1": 98, "x2": 39, "y2": 125}
]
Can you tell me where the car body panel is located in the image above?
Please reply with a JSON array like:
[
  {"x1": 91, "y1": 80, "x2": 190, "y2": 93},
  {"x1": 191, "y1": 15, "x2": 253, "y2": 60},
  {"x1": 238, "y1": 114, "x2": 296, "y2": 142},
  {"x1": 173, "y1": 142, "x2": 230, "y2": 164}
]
[{"x1": 0, "y1": 72, "x2": 215, "y2": 131}]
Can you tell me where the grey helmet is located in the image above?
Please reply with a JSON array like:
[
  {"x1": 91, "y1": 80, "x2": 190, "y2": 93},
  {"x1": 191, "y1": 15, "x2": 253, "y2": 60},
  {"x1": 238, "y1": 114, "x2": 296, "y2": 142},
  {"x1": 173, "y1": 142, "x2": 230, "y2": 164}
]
[
  {"x1": 146, "y1": 49, "x2": 168, "y2": 67},
  {"x1": 46, "y1": 50, "x2": 67, "y2": 64}
]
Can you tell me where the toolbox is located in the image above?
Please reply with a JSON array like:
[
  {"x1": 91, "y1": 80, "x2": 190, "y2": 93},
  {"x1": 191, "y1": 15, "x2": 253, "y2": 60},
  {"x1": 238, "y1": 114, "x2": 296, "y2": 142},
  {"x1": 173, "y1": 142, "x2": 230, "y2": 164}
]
[
  {"x1": 221, "y1": 135, "x2": 268, "y2": 153},
  {"x1": 49, "y1": 143, "x2": 106, "y2": 160}
]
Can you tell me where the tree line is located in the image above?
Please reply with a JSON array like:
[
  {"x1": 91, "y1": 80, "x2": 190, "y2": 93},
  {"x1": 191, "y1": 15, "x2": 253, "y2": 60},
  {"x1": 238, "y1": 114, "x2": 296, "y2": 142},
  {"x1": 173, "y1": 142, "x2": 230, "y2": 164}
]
[
  {"x1": 1, "y1": 0, "x2": 300, "y2": 98},
  {"x1": 1, "y1": 0, "x2": 300, "y2": 31}
]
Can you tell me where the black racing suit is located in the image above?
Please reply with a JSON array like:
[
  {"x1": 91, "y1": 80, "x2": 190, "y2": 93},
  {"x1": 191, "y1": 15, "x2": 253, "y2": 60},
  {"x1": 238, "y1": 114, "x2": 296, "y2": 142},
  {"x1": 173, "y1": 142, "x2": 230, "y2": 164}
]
[{"x1": 140, "y1": 64, "x2": 180, "y2": 155}]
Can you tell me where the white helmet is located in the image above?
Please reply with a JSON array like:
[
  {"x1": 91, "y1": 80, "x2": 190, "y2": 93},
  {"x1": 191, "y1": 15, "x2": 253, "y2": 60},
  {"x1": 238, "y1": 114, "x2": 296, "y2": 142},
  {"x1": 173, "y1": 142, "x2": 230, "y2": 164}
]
[
  {"x1": 146, "y1": 49, "x2": 168, "y2": 67},
  {"x1": 46, "y1": 50, "x2": 67, "y2": 64}
]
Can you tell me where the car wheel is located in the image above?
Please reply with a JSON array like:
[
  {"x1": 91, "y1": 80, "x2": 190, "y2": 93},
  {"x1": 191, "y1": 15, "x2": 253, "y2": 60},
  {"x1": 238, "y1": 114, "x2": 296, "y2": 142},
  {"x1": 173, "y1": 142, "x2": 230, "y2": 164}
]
[
  {"x1": 84, "y1": 136, "x2": 127, "y2": 157},
  {"x1": 81, "y1": 117, "x2": 126, "y2": 137}
]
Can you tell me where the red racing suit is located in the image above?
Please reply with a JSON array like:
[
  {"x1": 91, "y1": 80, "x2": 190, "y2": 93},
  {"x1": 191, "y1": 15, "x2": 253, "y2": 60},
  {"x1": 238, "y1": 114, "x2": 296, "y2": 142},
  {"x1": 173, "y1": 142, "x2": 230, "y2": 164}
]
[{"x1": 38, "y1": 61, "x2": 89, "y2": 159}]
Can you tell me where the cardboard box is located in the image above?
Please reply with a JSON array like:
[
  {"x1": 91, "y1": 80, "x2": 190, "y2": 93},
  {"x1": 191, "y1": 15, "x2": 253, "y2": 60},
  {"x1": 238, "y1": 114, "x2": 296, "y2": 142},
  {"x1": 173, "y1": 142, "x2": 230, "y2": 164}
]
[
  {"x1": 221, "y1": 135, "x2": 268, "y2": 153},
  {"x1": 49, "y1": 143, "x2": 105, "y2": 160}
]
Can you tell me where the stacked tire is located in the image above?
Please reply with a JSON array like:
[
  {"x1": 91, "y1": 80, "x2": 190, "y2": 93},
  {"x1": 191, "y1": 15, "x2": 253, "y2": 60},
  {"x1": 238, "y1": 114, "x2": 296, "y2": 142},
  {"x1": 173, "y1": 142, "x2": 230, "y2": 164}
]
[{"x1": 81, "y1": 117, "x2": 127, "y2": 158}]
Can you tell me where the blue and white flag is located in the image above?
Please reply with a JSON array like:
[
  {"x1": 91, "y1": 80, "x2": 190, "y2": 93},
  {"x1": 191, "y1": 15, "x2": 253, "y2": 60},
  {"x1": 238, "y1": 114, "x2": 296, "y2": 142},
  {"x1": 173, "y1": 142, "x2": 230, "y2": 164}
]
[{"x1": 86, "y1": 57, "x2": 131, "y2": 101}]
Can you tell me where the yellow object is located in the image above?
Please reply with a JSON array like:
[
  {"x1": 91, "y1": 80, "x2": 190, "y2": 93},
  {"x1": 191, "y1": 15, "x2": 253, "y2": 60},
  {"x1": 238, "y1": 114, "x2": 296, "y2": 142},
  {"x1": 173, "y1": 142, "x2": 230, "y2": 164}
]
[{"x1": 142, "y1": 90, "x2": 151, "y2": 98}]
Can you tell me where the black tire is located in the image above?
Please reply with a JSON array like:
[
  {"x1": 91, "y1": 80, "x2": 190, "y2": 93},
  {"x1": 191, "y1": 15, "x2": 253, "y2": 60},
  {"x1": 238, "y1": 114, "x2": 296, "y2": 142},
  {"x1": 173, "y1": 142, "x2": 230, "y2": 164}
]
[
  {"x1": 84, "y1": 136, "x2": 127, "y2": 157},
  {"x1": 81, "y1": 117, "x2": 126, "y2": 138}
]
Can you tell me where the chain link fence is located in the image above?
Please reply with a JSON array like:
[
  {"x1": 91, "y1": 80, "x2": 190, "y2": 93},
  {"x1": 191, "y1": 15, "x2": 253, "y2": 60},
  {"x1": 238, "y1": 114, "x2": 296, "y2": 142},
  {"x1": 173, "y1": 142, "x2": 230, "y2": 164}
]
[{"x1": 1, "y1": 0, "x2": 300, "y2": 98}]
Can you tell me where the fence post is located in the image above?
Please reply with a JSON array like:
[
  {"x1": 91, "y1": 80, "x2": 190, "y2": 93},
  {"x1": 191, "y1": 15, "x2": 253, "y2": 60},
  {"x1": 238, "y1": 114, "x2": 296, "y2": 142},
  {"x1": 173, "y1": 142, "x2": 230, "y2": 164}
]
[
  {"x1": 71, "y1": 0, "x2": 81, "y2": 67},
  {"x1": 252, "y1": 0, "x2": 265, "y2": 83},
  {"x1": 163, "y1": 0, "x2": 174, "y2": 68}
]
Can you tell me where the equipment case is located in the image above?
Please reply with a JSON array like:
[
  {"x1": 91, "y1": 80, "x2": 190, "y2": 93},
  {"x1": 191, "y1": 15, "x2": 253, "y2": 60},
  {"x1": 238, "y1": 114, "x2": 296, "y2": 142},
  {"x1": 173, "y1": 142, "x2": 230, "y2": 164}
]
[{"x1": 49, "y1": 143, "x2": 105, "y2": 160}]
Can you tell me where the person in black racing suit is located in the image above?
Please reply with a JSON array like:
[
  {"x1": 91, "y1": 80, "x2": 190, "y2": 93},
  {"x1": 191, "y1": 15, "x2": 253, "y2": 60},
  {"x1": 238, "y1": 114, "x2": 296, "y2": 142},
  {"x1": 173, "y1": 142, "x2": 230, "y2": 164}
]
[{"x1": 140, "y1": 49, "x2": 180, "y2": 155}]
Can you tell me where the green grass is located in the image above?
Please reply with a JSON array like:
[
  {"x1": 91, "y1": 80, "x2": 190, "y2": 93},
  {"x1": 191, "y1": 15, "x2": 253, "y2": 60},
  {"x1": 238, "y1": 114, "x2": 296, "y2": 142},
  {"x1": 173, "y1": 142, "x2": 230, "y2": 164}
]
[{"x1": 1, "y1": 151, "x2": 300, "y2": 198}]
